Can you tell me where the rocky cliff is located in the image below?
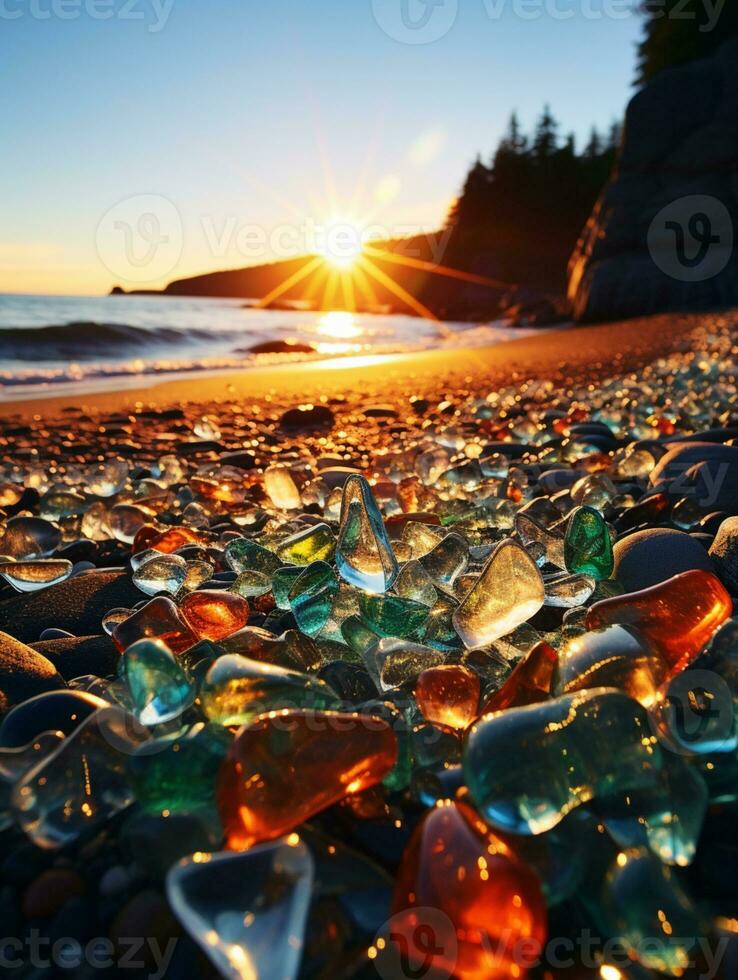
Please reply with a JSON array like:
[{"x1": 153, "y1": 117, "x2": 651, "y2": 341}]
[{"x1": 568, "y1": 38, "x2": 738, "y2": 322}]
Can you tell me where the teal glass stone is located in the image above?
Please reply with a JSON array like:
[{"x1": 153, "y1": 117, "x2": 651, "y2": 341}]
[
  {"x1": 415, "y1": 594, "x2": 463, "y2": 652},
  {"x1": 591, "y1": 848, "x2": 708, "y2": 975},
  {"x1": 231, "y1": 569, "x2": 272, "y2": 598},
  {"x1": 277, "y1": 522, "x2": 336, "y2": 564},
  {"x1": 336, "y1": 475, "x2": 398, "y2": 593},
  {"x1": 128, "y1": 722, "x2": 231, "y2": 815},
  {"x1": 288, "y1": 560, "x2": 339, "y2": 636},
  {"x1": 564, "y1": 505, "x2": 614, "y2": 580},
  {"x1": 167, "y1": 839, "x2": 314, "y2": 980},
  {"x1": 358, "y1": 593, "x2": 429, "y2": 638},
  {"x1": 598, "y1": 755, "x2": 708, "y2": 866},
  {"x1": 120, "y1": 638, "x2": 195, "y2": 726},
  {"x1": 272, "y1": 565, "x2": 305, "y2": 609},
  {"x1": 225, "y1": 538, "x2": 282, "y2": 575},
  {"x1": 464, "y1": 689, "x2": 665, "y2": 835},
  {"x1": 201, "y1": 653, "x2": 339, "y2": 726}
]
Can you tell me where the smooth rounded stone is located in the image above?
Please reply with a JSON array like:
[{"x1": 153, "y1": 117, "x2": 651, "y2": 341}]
[
  {"x1": 699, "y1": 511, "x2": 729, "y2": 535},
  {"x1": 709, "y1": 517, "x2": 738, "y2": 592},
  {"x1": 0, "y1": 516, "x2": 61, "y2": 559},
  {"x1": 0, "y1": 632, "x2": 65, "y2": 709},
  {"x1": 687, "y1": 460, "x2": 738, "y2": 515},
  {"x1": 613, "y1": 528, "x2": 714, "y2": 592},
  {"x1": 0, "y1": 570, "x2": 142, "y2": 644},
  {"x1": 279, "y1": 404, "x2": 334, "y2": 432},
  {"x1": 22, "y1": 868, "x2": 86, "y2": 919},
  {"x1": 30, "y1": 635, "x2": 118, "y2": 681},
  {"x1": 0, "y1": 559, "x2": 73, "y2": 593},
  {"x1": 108, "y1": 890, "x2": 182, "y2": 972},
  {"x1": 0, "y1": 690, "x2": 108, "y2": 747},
  {"x1": 317, "y1": 466, "x2": 362, "y2": 489},
  {"x1": 649, "y1": 442, "x2": 738, "y2": 490}
]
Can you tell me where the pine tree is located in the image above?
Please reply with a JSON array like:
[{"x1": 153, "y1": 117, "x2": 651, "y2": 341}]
[
  {"x1": 532, "y1": 104, "x2": 558, "y2": 159},
  {"x1": 584, "y1": 127, "x2": 602, "y2": 159}
]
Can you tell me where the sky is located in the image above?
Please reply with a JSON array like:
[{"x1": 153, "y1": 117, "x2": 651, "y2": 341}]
[{"x1": 0, "y1": 0, "x2": 642, "y2": 295}]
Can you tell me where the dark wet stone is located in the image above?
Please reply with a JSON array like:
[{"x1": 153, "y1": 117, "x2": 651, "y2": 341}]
[
  {"x1": 279, "y1": 405, "x2": 335, "y2": 432},
  {"x1": 699, "y1": 512, "x2": 729, "y2": 535},
  {"x1": 317, "y1": 466, "x2": 363, "y2": 488},
  {"x1": 317, "y1": 661, "x2": 377, "y2": 704},
  {"x1": 0, "y1": 632, "x2": 64, "y2": 710},
  {"x1": 31, "y1": 634, "x2": 118, "y2": 681},
  {"x1": 0, "y1": 689, "x2": 107, "y2": 747},
  {"x1": 686, "y1": 461, "x2": 738, "y2": 516},
  {"x1": 709, "y1": 516, "x2": 738, "y2": 592},
  {"x1": 57, "y1": 539, "x2": 98, "y2": 564},
  {"x1": 243, "y1": 339, "x2": 315, "y2": 354},
  {"x1": 613, "y1": 527, "x2": 714, "y2": 592},
  {"x1": 219, "y1": 450, "x2": 257, "y2": 470},
  {"x1": 0, "y1": 570, "x2": 141, "y2": 644},
  {"x1": 22, "y1": 869, "x2": 86, "y2": 920},
  {"x1": 538, "y1": 469, "x2": 582, "y2": 494},
  {"x1": 649, "y1": 442, "x2": 738, "y2": 490},
  {"x1": 38, "y1": 628, "x2": 74, "y2": 641}
]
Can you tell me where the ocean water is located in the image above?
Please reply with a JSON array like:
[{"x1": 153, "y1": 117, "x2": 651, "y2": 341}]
[{"x1": 0, "y1": 293, "x2": 539, "y2": 399}]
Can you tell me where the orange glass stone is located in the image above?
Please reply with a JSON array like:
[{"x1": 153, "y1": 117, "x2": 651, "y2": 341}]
[
  {"x1": 217, "y1": 709, "x2": 397, "y2": 850},
  {"x1": 391, "y1": 800, "x2": 547, "y2": 980},
  {"x1": 131, "y1": 524, "x2": 162, "y2": 554},
  {"x1": 480, "y1": 641, "x2": 558, "y2": 716},
  {"x1": 415, "y1": 664, "x2": 480, "y2": 731},
  {"x1": 586, "y1": 569, "x2": 732, "y2": 673},
  {"x1": 111, "y1": 596, "x2": 197, "y2": 655},
  {"x1": 149, "y1": 526, "x2": 206, "y2": 553},
  {"x1": 180, "y1": 590, "x2": 250, "y2": 642}
]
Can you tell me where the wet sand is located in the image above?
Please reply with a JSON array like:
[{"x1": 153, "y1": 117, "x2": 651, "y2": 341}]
[{"x1": 0, "y1": 312, "x2": 725, "y2": 419}]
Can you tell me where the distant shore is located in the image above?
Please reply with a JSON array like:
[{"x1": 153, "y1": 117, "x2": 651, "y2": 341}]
[{"x1": 0, "y1": 312, "x2": 723, "y2": 419}]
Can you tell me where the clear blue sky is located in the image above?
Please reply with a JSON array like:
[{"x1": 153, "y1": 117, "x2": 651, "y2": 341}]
[{"x1": 0, "y1": 0, "x2": 642, "y2": 294}]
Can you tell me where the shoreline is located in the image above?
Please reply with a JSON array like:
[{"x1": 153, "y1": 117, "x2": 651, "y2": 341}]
[{"x1": 0, "y1": 311, "x2": 726, "y2": 419}]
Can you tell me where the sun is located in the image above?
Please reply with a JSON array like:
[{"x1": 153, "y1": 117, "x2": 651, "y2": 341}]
[{"x1": 315, "y1": 216, "x2": 365, "y2": 268}]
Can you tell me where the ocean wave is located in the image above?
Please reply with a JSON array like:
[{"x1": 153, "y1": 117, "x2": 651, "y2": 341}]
[{"x1": 0, "y1": 321, "x2": 222, "y2": 361}]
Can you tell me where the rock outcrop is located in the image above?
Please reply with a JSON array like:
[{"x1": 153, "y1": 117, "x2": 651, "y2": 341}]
[{"x1": 569, "y1": 39, "x2": 738, "y2": 322}]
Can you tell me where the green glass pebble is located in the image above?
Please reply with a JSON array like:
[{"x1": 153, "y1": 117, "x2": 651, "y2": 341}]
[
  {"x1": 288, "y1": 560, "x2": 339, "y2": 636},
  {"x1": 224, "y1": 538, "x2": 282, "y2": 575},
  {"x1": 121, "y1": 638, "x2": 195, "y2": 726},
  {"x1": 358, "y1": 593, "x2": 429, "y2": 638},
  {"x1": 128, "y1": 722, "x2": 231, "y2": 815},
  {"x1": 415, "y1": 593, "x2": 463, "y2": 651},
  {"x1": 394, "y1": 560, "x2": 438, "y2": 607},
  {"x1": 336, "y1": 475, "x2": 398, "y2": 593},
  {"x1": 272, "y1": 565, "x2": 305, "y2": 609},
  {"x1": 341, "y1": 615, "x2": 383, "y2": 656},
  {"x1": 564, "y1": 505, "x2": 614, "y2": 580},
  {"x1": 200, "y1": 653, "x2": 338, "y2": 726},
  {"x1": 277, "y1": 522, "x2": 336, "y2": 565}
]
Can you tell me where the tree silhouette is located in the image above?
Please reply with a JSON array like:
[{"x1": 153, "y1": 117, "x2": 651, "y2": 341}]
[{"x1": 637, "y1": 0, "x2": 738, "y2": 85}]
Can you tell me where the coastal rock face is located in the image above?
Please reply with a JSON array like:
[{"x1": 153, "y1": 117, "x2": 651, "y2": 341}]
[{"x1": 568, "y1": 39, "x2": 738, "y2": 322}]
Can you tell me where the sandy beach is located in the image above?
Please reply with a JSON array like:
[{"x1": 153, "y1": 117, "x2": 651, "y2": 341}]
[{"x1": 0, "y1": 311, "x2": 722, "y2": 420}]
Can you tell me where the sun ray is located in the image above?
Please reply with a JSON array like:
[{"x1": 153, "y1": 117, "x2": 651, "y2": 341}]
[
  {"x1": 357, "y1": 255, "x2": 440, "y2": 322},
  {"x1": 340, "y1": 269, "x2": 356, "y2": 312},
  {"x1": 321, "y1": 267, "x2": 341, "y2": 311},
  {"x1": 364, "y1": 244, "x2": 510, "y2": 289},
  {"x1": 255, "y1": 255, "x2": 323, "y2": 309}
]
